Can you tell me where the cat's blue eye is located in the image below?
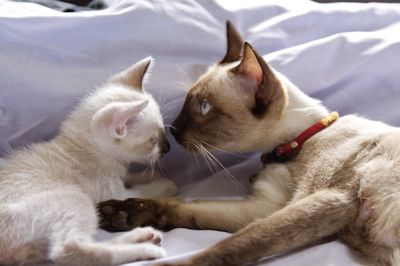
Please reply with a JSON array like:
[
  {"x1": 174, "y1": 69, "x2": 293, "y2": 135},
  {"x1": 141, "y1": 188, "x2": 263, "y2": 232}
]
[{"x1": 200, "y1": 100, "x2": 211, "y2": 116}]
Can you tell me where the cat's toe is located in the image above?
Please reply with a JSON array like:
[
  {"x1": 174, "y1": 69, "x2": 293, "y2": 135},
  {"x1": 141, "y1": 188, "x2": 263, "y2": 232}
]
[
  {"x1": 97, "y1": 199, "x2": 133, "y2": 232},
  {"x1": 97, "y1": 198, "x2": 161, "y2": 232}
]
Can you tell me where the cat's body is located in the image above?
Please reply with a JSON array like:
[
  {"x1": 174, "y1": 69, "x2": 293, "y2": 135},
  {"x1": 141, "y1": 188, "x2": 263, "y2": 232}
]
[
  {"x1": 98, "y1": 24, "x2": 400, "y2": 265},
  {"x1": 0, "y1": 57, "x2": 177, "y2": 265}
]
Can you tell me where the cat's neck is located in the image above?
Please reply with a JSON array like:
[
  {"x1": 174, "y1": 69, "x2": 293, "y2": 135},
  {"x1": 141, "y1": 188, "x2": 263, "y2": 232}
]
[{"x1": 261, "y1": 75, "x2": 329, "y2": 152}]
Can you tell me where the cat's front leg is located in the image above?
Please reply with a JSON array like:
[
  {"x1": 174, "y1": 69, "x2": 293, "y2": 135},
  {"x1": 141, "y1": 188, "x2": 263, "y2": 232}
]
[
  {"x1": 98, "y1": 196, "x2": 283, "y2": 233},
  {"x1": 98, "y1": 164, "x2": 291, "y2": 232}
]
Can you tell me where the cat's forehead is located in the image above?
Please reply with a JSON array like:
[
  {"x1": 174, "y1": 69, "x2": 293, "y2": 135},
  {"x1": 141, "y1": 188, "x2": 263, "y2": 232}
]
[
  {"x1": 187, "y1": 64, "x2": 238, "y2": 103},
  {"x1": 188, "y1": 66, "x2": 227, "y2": 97}
]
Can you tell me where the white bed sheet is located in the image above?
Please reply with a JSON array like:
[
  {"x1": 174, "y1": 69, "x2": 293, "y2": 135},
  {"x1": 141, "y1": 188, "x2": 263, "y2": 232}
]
[{"x1": 1, "y1": 0, "x2": 400, "y2": 265}]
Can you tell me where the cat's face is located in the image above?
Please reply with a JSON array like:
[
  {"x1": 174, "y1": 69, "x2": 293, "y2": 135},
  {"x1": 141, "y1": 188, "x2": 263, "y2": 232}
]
[
  {"x1": 171, "y1": 22, "x2": 286, "y2": 153},
  {"x1": 89, "y1": 57, "x2": 169, "y2": 164}
]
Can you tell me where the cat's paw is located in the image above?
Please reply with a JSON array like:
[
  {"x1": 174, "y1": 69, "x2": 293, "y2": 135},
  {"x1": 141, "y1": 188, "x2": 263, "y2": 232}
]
[
  {"x1": 113, "y1": 227, "x2": 162, "y2": 245},
  {"x1": 98, "y1": 198, "x2": 162, "y2": 232}
]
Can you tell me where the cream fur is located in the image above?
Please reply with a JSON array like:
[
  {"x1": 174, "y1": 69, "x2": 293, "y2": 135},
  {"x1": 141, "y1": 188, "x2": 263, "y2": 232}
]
[{"x1": 0, "y1": 57, "x2": 176, "y2": 265}]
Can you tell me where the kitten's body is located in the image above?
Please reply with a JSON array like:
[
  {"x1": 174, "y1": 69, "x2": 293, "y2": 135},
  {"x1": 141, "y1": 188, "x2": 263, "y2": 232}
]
[
  {"x1": 99, "y1": 25, "x2": 400, "y2": 265},
  {"x1": 0, "y1": 58, "x2": 176, "y2": 265}
]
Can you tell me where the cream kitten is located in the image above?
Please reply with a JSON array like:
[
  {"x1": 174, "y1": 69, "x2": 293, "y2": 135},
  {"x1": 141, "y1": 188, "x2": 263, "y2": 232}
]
[
  {"x1": 99, "y1": 24, "x2": 400, "y2": 266},
  {"x1": 0, "y1": 57, "x2": 177, "y2": 265}
]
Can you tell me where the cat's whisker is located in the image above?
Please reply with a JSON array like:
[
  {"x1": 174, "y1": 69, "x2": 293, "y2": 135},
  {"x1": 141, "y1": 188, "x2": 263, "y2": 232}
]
[
  {"x1": 164, "y1": 124, "x2": 177, "y2": 130},
  {"x1": 188, "y1": 139, "x2": 201, "y2": 169},
  {"x1": 162, "y1": 103, "x2": 176, "y2": 117},
  {"x1": 198, "y1": 141, "x2": 245, "y2": 191},
  {"x1": 206, "y1": 151, "x2": 244, "y2": 190},
  {"x1": 201, "y1": 141, "x2": 247, "y2": 158},
  {"x1": 176, "y1": 66, "x2": 192, "y2": 85},
  {"x1": 193, "y1": 140, "x2": 218, "y2": 176}
]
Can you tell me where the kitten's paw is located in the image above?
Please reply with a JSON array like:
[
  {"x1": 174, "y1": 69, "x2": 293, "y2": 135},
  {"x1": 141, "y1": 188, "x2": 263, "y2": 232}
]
[
  {"x1": 114, "y1": 227, "x2": 162, "y2": 245},
  {"x1": 137, "y1": 177, "x2": 178, "y2": 198},
  {"x1": 98, "y1": 198, "x2": 162, "y2": 232},
  {"x1": 155, "y1": 178, "x2": 178, "y2": 197},
  {"x1": 135, "y1": 243, "x2": 166, "y2": 260}
]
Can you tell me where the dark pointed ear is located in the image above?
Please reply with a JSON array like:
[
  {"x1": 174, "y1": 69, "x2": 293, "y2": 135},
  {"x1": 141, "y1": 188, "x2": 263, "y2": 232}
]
[
  {"x1": 232, "y1": 42, "x2": 263, "y2": 86},
  {"x1": 110, "y1": 57, "x2": 152, "y2": 91},
  {"x1": 231, "y1": 42, "x2": 284, "y2": 117},
  {"x1": 219, "y1": 21, "x2": 244, "y2": 64}
]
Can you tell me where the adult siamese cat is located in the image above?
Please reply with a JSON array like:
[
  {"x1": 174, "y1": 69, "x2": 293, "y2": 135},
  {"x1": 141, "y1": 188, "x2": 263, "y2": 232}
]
[
  {"x1": 99, "y1": 23, "x2": 400, "y2": 266},
  {"x1": 0, "y1": 58, "x2": 178, "y2": 265}
]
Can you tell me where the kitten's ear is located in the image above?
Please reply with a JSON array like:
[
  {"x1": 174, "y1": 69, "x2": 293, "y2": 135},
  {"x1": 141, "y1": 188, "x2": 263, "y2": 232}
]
[
  {"x1": 92, "y1": 100, "x2": 149, "y2": 139},
  {"x1": 219, "y1": 21, "x2": 244, "y2": 64},
  {"x1": 231, "y1": 42, "x2": 283, "y2": 116},
  {"x1": 110, "y1": 57, "x2": 152, "y2": 91}
]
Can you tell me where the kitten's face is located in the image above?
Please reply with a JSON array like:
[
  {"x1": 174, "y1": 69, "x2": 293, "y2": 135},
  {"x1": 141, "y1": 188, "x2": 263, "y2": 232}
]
[
  {"x1": 89, "y1": 57, "x2": 169, "y2": 164},
  {"x1": 171, "y1": 22, "x2": 286, "y2": 153}
]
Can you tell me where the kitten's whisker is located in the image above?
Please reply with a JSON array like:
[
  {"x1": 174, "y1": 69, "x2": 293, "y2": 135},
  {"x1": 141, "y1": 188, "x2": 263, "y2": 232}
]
[
  {"x1": 156, "y1": 159, "x2": 167, "y2": 174},
  {"x1": 138, "y1": 163, "x2": 151, "y2": 183}
]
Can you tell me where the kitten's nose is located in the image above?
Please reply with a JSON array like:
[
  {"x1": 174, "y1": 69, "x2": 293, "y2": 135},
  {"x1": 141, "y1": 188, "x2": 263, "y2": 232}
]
[{"x1": 160, "y1": 138, "x2": 170, "y2": 154}]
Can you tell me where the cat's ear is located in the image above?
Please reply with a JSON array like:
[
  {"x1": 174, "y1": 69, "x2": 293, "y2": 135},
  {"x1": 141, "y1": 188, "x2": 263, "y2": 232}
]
[
  {"x1": 110, "y1": 57, "x2": 152, "y2": 91},
  {"x1": 92, "y1": 100, "x2": 149, "y2": 139},
  {"x1": 231, "y1": 42, "x2": 263, "y2": 87},
  {"x1": 219, "y1": 21, "x2": 244, "y2": 64},
  {"x1": 231, "y1": 42, "x2": 283, "y2": 116}
]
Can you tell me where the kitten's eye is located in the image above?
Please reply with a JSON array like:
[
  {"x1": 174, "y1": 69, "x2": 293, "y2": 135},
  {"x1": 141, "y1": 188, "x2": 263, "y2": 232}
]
[
  {"x1": 149, "y1": 137, "x2": 157, "y2": 145},
  {"x1": 200, "y1": 100, "x2": 211, "y2": 116}
]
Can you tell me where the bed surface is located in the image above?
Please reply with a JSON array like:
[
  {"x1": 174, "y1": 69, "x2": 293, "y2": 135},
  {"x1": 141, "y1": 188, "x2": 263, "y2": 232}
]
[{"x1": 1, "y1": 0, "x2": 400, "y2": 265}]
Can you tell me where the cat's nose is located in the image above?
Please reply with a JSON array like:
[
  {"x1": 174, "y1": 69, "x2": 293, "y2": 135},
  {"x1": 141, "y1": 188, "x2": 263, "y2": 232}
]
[{"x1": 160, "y1": 138, "x2": 170, "y2": 154}]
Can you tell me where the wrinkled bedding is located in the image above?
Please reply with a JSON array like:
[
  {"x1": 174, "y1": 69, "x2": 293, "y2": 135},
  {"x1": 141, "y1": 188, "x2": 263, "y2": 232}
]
[{"x1": 1, "y1": 0, "x2": 400, "y2": 265}]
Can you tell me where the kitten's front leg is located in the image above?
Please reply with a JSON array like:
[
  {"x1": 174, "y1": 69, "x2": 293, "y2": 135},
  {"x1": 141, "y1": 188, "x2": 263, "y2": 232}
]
[
  {"x1": 129, "y1": 176, "x2": 178, "y2": 199},
  {"x1": 157, "y1": 189, "x2": 358, "y2": 266},
  {"x1": 115, "y1": 172, "x2": 178, "y2": 201}
]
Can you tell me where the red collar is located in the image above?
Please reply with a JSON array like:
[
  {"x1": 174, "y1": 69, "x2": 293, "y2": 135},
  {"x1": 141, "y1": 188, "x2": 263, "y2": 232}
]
[{"x1": 261, "y1": 112, "x2": 339, "y2": 164}]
